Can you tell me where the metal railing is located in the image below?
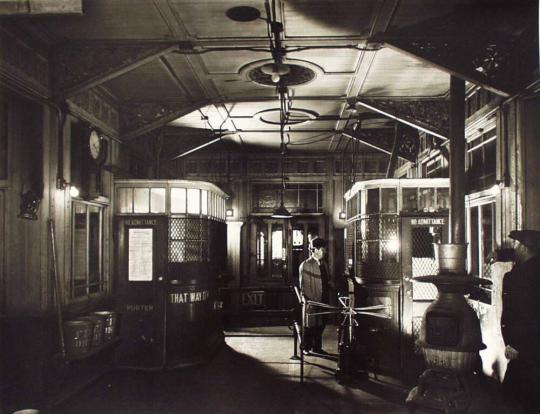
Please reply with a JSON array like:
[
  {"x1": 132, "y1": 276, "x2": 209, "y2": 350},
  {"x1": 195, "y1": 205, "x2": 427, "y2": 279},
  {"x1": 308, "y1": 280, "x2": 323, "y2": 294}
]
[{"x1": 291, "y1": 285, "x2": 390, "y2": 383}]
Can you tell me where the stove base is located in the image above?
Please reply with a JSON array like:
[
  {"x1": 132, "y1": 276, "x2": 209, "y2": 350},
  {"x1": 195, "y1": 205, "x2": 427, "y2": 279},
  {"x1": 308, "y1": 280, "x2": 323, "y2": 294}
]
[{"x1": 406, "y1": 369, "x2": 482, "y2": 413}]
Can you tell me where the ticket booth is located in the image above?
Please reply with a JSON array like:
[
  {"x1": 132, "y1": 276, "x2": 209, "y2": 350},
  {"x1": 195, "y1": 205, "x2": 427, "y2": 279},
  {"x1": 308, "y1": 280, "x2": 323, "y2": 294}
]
[
  {"x1": 114, "y1": 180, "x2": 228, "y2": 369},
  {"x1": 344, "y1": 178, "x2": 449, "y2": 379}
]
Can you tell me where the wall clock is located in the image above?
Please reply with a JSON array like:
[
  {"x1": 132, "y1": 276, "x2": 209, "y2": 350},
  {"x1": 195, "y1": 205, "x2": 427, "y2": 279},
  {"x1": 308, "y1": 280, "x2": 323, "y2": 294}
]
[{"x1": 88, "y1": 129, "x2": 106, "y2": 164}]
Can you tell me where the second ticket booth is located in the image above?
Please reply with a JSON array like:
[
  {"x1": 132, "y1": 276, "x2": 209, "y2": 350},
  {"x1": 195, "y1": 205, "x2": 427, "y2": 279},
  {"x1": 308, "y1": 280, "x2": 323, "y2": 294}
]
[
  {"x1": 114, "y1": 180, "x2": 228, "y2": 369},
  {"x1": 344, "y1": 178, "x2": 450, "y2": 380}
]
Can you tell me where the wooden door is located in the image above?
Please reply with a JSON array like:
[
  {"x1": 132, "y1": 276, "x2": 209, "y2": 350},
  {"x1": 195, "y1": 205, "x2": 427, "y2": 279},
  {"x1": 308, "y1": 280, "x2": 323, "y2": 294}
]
[{"x1": 115, "y1": 216, "x2": 168, "y2": 368}]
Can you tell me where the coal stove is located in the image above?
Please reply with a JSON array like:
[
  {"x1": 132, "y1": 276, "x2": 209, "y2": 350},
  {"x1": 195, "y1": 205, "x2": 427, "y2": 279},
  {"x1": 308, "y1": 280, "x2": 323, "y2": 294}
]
[{"x1": 406, "y1": 243, "x2": 491, "y2": 413}]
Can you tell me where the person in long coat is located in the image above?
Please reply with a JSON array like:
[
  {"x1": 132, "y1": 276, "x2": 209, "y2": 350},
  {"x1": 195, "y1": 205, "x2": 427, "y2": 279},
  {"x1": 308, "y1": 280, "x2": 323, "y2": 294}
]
[
  {"x1": 299, "y1": 237, "x2": 331, "y2": 354},
  {"x1": 501, "y1": 229, "x2": 540, "y2": 413}
]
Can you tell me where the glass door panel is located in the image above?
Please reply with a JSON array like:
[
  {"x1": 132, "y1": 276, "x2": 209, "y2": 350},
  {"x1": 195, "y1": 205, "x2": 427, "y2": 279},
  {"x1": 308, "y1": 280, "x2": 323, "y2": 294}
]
[{"x1": 271, "y1": 223, "x2": 284, "y2": 278}]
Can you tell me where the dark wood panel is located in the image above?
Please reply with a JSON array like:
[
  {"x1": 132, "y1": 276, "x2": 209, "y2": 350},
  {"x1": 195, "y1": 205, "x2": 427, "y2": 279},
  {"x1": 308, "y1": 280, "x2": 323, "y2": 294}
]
[{"x1": 0, "y1": 99, "x2": 7, "y2": 179}]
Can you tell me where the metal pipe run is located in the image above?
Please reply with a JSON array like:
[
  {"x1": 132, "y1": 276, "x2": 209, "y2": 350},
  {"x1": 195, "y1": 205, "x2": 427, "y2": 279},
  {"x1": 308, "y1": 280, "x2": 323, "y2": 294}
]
[{"x1": 449, "y1": 76, "x2": 466, "y2": 244}]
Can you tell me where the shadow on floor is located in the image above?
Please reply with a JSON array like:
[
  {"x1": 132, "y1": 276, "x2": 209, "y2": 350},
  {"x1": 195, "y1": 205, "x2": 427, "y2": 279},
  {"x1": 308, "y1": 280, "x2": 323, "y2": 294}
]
[{"x1": 50, "y1": 343, "x2": 408, "y2": 414}]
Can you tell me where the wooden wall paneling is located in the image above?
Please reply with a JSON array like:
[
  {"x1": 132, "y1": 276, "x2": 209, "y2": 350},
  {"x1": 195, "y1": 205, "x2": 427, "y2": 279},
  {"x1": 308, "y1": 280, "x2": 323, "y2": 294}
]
[
  {"x1": 5, "y1": 96, "x2": 41, "y2": 313},
  {"x1": 39, "y1": 104, "x2": 52, "y2": 313},
  {"x1": 6, "y1": 97, "x2": 22, "y2": 313},
  {"x1": 103, "y1": 169, "x2": 114, "y2": 292},
  {"x1": 21, "y1": 100, "x2": 45, "y2": 314},
  {"x1": 0, "y1": 98, "x2": 7, "y2": 180},
  {"x1": 62, "y1": 116, "x2": 74, "y2": 304},
  {"x1": 0, "y1": 25, "x2": 50, "y2": 99},
  {"x1": 47, "y1": 112, "x2": 63, "y2": 307},
  {"x1": 0, "y1": 189, "x2": 5, "y2": 312},
  {"x1": 521, "y1": 96, "x2": 540, "y2": 230},
  {"x1": 507, "y1": 101, "x2": 521, "y2": 232}
]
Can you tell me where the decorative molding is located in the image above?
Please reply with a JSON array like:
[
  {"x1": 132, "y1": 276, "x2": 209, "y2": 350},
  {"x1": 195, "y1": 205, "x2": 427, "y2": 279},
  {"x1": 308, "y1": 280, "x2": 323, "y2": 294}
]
[
  {"x1": 384, "y1": 38, "x2": 513, "y2": 97},
  {"x1": 344, "y1": 127, "x2": 393, "y2": 155},
  {"x1": 0, "y1": 26, "x2": 50, "y2": 98},
  {"x1": 396, "y1": 127, "x2": 419, "y2": 163},
  {"x1": 356, "y1": 99, "x2": 449, "y2": 139},
  {"x1": 67, "y1": 89, "x2": 120, "y2": 139},
  {"x1": 53, "y1": 43, "x2": 181, "y2": 97},
  {"x1": 344, "y1": 125, "x2": 420, "y2": 164},
  {"x1": 121, "y1": 100, "x2": 207, "y2": 140},
  {"x1": 378, "y1": 3, "x2": 537, "y2": 97}
]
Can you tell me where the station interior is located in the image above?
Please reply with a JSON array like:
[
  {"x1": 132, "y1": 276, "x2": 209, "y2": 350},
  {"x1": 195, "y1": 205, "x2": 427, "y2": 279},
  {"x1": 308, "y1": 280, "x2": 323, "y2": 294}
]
[{"x1": 0, "y1": 1, "x2": 539, "y2": 413}]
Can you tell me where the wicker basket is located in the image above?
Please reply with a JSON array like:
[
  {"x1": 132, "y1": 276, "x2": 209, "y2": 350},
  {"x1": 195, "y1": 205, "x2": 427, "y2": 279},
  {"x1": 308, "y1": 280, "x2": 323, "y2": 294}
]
[
  {"x1": 92, "y1": 311, "x2": 117, "y2": 342},
  {"x1": 79, "y1": 315, "x2": 105, "y2": 348},
  {"x1": 64, "y1": 320, "x2": 93, "y2": 356}
]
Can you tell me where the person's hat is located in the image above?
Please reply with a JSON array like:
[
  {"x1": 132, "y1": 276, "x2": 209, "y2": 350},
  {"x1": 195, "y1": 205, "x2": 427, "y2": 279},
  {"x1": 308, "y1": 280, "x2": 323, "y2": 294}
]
[
  {"x1": 509, "y1": 230, "x2": 540, "y2": 250},
  {"x1": 311, "y1": 237, "x2": 327, "y2": 249}
]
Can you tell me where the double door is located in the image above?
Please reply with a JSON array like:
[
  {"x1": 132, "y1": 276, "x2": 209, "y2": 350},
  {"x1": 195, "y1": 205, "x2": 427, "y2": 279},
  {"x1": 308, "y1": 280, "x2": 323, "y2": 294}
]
[{"x1": 248, "y1": 216, "x2": 326, "y2": 286}]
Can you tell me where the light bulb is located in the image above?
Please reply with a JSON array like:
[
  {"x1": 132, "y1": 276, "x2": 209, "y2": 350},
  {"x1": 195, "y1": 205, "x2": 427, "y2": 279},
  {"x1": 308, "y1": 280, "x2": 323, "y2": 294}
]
[
  {"x1": 69, "y1": 185, "x2": 80, "y2": 198},
  {"x1": 271, "y1": 73, "x2": 280, "y2": 83}
]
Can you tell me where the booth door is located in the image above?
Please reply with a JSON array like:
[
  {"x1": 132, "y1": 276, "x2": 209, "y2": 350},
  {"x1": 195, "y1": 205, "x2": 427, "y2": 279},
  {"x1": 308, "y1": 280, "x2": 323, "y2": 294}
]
[
  {"x1": 400, "y1": 215, "x2": 447, "y2": 379},
  {"x1": 115, "y1": 216, "x2": 168, "y2": 368}
]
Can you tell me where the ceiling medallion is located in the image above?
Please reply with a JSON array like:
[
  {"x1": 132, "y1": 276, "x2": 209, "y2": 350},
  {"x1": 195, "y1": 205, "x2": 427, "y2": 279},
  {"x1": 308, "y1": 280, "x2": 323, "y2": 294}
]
[
  {"x1": 225, "y1": 6, "x2": 261, "y2": 22},
  {"x1": 256, "y1": 108, "x2": 318, "y2": 126},
  {"x1": 248, "y1": 63, "x2": 316, "y2": 87}
]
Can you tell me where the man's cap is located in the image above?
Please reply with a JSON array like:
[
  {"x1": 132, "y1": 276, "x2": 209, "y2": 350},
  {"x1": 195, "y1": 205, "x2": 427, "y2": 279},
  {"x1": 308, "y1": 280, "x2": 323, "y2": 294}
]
[
  {"x1": 311, "y1": 237, "x2": 327, "y2": 249},
  {"x1": 509, "y1": 230, "x2": 540, "y2": 250}
]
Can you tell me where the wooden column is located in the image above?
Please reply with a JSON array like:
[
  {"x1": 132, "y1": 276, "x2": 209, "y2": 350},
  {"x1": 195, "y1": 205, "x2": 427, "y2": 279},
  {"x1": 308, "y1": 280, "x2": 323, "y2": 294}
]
[
  {"x1": 449, "y1": 76, "x2": 466, "y2": 244},
  {"x1": 227, "y1": 221, "x2": 244, "y2": 287}
]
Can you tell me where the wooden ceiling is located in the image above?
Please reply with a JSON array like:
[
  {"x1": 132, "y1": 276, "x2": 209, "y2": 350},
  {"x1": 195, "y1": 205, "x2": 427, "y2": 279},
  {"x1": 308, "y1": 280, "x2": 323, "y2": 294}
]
[{"x1": 12, "y1": 0, "x2": 538, "y2": 155}]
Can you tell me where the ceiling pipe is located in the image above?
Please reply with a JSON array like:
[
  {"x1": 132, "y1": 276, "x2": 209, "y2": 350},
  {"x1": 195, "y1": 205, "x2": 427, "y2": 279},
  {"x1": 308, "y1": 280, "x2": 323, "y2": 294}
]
[{"x1": 170, "y1": 135, "x2": 232, "y2": 160}]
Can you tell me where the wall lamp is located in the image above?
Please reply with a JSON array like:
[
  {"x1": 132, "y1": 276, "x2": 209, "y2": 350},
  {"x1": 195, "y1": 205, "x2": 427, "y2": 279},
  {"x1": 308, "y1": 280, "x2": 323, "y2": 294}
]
[
  {"x1": 57, "y1": 177, "x2": 80, "y2": 198},
  {"x1": 339, "y1": 211, "x2": 347, "y2": 220},
  {"x1": 226, "y1": 208, "x2": 234, "y2": 218}
]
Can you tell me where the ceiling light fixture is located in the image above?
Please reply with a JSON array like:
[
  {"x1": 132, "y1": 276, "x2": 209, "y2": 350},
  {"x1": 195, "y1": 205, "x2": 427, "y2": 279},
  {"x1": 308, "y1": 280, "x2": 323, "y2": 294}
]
[
  {"x1": 263, "y1": 0, "x2": 290, "y2": 84},
  {"x1": 227, "y1": 1, "x2": 295, "y2": 85},
  {"x1": 272, "y1": 83, "x2": 293, "y2": 219},
  {"x1": 260, "y1": 62, "x2": 290, "y2": 83}
]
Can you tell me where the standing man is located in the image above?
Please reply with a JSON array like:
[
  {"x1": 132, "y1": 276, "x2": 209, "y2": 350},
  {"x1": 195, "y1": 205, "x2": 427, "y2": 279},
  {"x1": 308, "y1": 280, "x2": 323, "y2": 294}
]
[
  {"x1": 501, "y1": 230, "x2": 540, "y2": 413},
  {"x1": 299, "y1": 237, "x2": 331, "y2": 354}
]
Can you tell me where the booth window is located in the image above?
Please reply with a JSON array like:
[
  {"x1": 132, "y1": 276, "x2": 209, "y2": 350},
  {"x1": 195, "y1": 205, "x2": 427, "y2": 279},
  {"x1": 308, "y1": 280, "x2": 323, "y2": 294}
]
[
  {"x1": 71, "y1": 201, "x2": 106, "y2": 299},
  {"x1": 468, "y1": 201, "x2": 495, "y2": 279}
]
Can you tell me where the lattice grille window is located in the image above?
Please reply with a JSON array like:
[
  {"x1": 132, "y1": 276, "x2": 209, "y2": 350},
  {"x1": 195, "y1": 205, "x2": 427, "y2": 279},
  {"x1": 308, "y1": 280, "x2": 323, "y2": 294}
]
[{"x1": 169, "y1": 218, "x2": 209, "y2": 263}]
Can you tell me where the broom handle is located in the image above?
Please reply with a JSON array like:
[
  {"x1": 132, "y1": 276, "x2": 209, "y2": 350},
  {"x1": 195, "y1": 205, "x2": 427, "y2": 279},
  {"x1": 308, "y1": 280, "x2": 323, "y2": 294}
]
[{"x1": 49, "y1": 219, "x2": 66, "y2": 358}]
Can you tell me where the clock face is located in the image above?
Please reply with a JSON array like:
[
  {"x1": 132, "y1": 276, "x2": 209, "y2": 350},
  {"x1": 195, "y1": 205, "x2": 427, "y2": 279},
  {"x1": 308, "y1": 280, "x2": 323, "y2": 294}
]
[{"x1": 89, "y1": 130, "x2": 101, "y2": 160}]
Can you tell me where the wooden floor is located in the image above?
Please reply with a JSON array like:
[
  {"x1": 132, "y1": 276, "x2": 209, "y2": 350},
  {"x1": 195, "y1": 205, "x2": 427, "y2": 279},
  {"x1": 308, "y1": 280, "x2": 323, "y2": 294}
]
[{"x1": 50, "y1": 325, "x2": 410, "y2": 414}]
